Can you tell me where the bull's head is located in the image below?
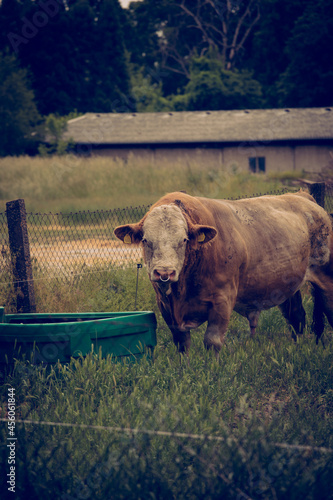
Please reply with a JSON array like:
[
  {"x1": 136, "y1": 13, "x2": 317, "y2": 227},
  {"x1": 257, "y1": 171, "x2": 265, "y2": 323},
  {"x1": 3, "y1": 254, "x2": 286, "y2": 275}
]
[{"x1": 114, "y1": 205, "x2": 217, "y2": 283}]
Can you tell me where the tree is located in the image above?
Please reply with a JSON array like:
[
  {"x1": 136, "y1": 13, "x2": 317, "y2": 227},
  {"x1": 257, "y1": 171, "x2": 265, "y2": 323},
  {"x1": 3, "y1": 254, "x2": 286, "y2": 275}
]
[
  {"x1": 89, "y1": 0, "x2": 133, "y2": 112},
  {"x1": 0, "y1": 52, "x2": 41, "y2": 156},
  {"x1": 129, "y1": 65, "x2": 172, "y2": 112},
  {"x1": 125, "y1": 0, "x2": 262, "y2": 97},
  {"x1": 38, "y1": 113, "x2": 78, "y2": 156},
  {"x1": 243, "y1": 0, "x2": 304, "y2": 107},
  {"x1": 176, "y1": 0, "x2": 261, "y2": 70},
  {"x1": 170, "y1": 53, "x2": 263, "y2": 110},
  {"x1": 157, "y1": 0, "x2": 261, "y2": 75},
  {"x1": 278, "y1": 0, "x2": 333, "y2": 107},
  {"x1": 0, "y1": 0, "x2": 133, "y2": 115}
]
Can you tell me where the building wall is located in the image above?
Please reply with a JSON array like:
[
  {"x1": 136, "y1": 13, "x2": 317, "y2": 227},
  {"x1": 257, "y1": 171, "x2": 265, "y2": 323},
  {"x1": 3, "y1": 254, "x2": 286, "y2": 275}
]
[
  {"x1": 222, "y1": 145, "x2": 295, "y2": 173},
  {"x1": 294, "y1": 145, "x2": 333, "y2": 173},
  {"x1": 223, "y1": 144, "x2": 333, "y2": 173},
  {"x1": 154, "y1": 147, "x2": 222, "y2": 167},
  {"x1": 90, "y1": 143, "x2": 333, "y2": 173}
]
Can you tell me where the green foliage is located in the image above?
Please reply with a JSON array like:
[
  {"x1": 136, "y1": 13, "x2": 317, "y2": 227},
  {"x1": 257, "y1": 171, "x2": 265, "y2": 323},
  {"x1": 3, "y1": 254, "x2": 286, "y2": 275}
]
[
  {"x1": 180, "y1": 54, "x2": 263, "y2": 111},
  {"x1": 38, "y1": 113, "x2": 78, "y2": 156},
  {"x1": 125, "y1": 0, "x2": 333, "y2": 110},
  {"x1": 245, "y1": 0, "x2": 304, "y2": 107},
  {"x1": 129, "y1": 64, "x2": 172, "y2": 112},
  {"x1": 31, "y1": 266, "x2": 156, "y2": 315},
  {"x1": 0, "y1": 52, "x2": 41, "y2": 156},
  {"x1": 1, "y1": 0, "x2": 332, "y2": 122},
  {"x1": 0, "y1": 0, "x2": 132, "y2": 116},
  {"x1": 277, "y1": 0, "x2": 333, "y2": 107}
]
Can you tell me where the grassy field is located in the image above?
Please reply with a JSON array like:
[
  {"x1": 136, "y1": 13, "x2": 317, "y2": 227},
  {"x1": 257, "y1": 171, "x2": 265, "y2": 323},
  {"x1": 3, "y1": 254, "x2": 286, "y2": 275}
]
[
  {"x1": 0, "y1": 279, "x2": 332, "y2": 499},
  {"x1": 0, "y1": 156, "x2": 332, "y2": 499},
  {"x1": 1, "y1": 268, "x2": 333, "y2": 498},
  {"x1": 0, "y1": 155, "x2": 297, "y2": 213}
]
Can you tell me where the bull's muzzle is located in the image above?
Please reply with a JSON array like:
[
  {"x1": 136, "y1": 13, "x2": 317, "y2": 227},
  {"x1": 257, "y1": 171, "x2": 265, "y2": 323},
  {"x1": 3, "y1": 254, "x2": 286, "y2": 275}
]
[{"x1": 153, "y1": 268, "x2": 177, "y2": 282}]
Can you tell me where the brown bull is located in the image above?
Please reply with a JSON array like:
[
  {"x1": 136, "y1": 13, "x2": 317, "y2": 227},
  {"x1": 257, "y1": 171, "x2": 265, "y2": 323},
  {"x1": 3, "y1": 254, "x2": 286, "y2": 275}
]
[{"x1": 114, "y1": 191, "x2": 333, "y2": 353}]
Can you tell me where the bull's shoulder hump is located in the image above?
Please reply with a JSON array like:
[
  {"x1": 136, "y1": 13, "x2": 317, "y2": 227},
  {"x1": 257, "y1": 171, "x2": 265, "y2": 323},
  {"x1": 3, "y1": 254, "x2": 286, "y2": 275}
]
[{"x1": 151, "y1": 192, "x2": 217, "y2": 224}]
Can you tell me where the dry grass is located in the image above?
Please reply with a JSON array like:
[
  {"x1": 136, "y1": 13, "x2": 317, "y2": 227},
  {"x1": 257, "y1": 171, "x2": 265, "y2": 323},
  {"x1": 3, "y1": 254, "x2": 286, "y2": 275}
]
[
  {"x1": 30, "y1": 238, "x2": 141, "y2": 272},
  {"x1": 0, "y1": 155, "x2": 287, "y2": 213}
]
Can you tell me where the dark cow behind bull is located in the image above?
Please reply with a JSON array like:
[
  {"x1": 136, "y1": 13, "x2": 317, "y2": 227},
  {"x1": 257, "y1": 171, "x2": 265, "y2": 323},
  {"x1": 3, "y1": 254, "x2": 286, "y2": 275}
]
[{"x1": 114, "y1": 191, "x2": 333, "y2": 355}]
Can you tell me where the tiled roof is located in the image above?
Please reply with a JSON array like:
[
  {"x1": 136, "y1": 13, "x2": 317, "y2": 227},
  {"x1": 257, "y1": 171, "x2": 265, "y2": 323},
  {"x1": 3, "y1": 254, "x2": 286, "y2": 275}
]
[{"x1": 63, "y1": 108, "x2": 333, "y2": 145}]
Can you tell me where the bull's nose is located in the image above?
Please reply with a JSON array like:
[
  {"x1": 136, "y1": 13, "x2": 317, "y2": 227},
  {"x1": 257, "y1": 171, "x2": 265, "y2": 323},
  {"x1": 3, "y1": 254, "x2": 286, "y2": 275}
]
[{"x1": 153, "y1": 269, "x2": 177, "y2": 282}]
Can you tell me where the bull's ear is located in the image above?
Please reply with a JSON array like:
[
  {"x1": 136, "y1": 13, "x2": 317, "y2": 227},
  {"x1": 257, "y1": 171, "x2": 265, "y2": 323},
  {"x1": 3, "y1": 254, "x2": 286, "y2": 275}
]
[
  {"x1": 189, "y1": 224, "x2": 217, "y2": 245},
  {"x1": 114, "y1": 223, "x2": 143, "y2": 244}
]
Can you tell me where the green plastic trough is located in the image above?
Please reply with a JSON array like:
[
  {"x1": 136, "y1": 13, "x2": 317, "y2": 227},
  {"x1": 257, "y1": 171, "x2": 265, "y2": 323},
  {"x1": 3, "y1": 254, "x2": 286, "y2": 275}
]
[{"x1": 0, "y1": 308, "x2": 157, "y2": 366}]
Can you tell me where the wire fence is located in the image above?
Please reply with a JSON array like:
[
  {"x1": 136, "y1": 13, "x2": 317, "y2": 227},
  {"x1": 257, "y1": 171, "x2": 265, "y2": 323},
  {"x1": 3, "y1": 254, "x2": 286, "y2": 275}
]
[
  {"x1": 0, "y1": 183, "x2": 332, "y2": 291},
  {"x1": 325, "y1": 181, "x2": 333, "y2": 213},
  {"x1": 0, "y1": 205, "x2": 150, "y2": 284},
  {"x1": 1, "y1": 400, "x2": 333, "y2": 499}
]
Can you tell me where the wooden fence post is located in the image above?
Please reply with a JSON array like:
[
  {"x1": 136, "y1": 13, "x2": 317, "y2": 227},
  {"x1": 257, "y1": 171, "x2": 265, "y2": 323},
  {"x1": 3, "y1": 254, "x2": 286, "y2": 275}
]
[{"x1": 6, "y1": 199, "x2": 36, "y2": 313}]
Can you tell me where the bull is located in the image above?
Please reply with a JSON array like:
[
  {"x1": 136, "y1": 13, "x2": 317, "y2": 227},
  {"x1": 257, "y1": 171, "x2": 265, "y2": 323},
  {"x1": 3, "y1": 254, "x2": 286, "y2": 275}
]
[{"x1": 114, "y1": 191, "x2": 333, "y2": 354}]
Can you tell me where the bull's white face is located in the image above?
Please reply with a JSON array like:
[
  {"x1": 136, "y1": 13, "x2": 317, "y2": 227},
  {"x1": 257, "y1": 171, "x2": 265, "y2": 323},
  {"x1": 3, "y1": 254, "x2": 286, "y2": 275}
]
[
  {"x1": 114, "y1": 202, "x2": 217, "y2": 283},
  {"x1": 142, "y1": 205, "x2": 188, "y2": 282}
]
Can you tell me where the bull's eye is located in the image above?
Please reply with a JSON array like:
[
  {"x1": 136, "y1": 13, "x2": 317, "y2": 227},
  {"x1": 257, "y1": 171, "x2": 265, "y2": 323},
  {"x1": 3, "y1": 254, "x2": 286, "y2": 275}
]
[{"x1": 142, "y1": 238, "x2": 153, "y2": 249}]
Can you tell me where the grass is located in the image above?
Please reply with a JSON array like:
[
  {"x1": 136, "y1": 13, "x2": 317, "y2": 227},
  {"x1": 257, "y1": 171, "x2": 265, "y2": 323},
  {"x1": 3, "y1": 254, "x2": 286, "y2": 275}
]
[
  {"x1": 0, "y1": 269, "x2": 333, "y2": 499},
  {"x1": 0, "y1": 155, "x2": 295, "y2": 213}
]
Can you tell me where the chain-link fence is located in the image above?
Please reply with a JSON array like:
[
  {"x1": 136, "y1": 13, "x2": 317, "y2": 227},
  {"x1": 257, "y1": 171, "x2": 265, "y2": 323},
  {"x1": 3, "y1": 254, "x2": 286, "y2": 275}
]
[
  {"x1": 1, "y1": 205, "x2": 151, "y2": 284},
  {"x1": 325, "y1": 181, "x2": 333, "y2": 214},
  {"x1": 1, "y1": 183, "x2": 333, "y2": 312}
]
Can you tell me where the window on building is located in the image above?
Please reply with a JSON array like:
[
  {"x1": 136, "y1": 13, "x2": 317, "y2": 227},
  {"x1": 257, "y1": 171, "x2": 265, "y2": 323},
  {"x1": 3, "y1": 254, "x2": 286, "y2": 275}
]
[
  {"x1": 249, "y1": 157, "x2": 266, "y2": 173},
  {"x1": 258, "y1": 157, "x2": 266, "y2": 172}
]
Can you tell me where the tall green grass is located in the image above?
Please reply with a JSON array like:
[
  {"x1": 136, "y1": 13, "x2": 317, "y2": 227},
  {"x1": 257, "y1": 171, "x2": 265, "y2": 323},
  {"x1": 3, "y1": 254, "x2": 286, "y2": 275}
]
[
  {"x1": 0, "y1": 271, "x2": 333, "y2": 499},
  {"x1": 0, "y1": 320, "x2": 332, "y2": 499},
  {"x1": 0, "y1": 155, "x2": 291, "y2": 213}
]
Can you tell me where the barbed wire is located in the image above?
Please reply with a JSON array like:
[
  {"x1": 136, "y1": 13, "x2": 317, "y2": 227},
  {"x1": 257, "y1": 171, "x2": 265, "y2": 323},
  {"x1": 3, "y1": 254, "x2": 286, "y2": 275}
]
[{"x1": 1, "y1": 418, "x2": 332, "y2": 453}]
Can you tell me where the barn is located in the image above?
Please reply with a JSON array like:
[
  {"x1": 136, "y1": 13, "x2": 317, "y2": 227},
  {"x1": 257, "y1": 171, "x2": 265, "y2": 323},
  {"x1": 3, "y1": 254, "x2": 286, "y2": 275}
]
[{"x1": 62, "y1": 107, "x2": 333, "y2": 175}]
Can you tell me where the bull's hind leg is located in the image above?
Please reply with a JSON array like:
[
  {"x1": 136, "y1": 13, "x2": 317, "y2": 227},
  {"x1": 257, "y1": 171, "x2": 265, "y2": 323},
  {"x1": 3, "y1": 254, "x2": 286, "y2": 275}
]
[
  {"x1": 279, "y1": 290, "x2": 306, "y2": 341},
  {"x1": 310, "y1": 275, "x2": 333, "y2": 345},
  {"x1": 310, "y1": 244, "x2": 333, "y2": 344},
  {"x1": 311, "y1": 284, "x2": 326, "y2": 344}
]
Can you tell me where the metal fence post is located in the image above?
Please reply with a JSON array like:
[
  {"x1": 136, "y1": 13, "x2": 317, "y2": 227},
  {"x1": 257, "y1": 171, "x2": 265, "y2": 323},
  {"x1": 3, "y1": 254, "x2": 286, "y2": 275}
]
[{"x1": 6, "y1": 199, "x2": 36, "y2": 313}]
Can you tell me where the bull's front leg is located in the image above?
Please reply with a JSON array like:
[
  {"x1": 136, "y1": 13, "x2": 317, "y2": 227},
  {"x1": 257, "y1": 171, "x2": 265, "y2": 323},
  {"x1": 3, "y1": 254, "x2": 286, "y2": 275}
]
[
  {"x1": 172, "y1": 329, "x2": 191, "y2": 354},
  {"x1": 157, "y1": 297, "x2": 191, "y2": 355},
  {"x1": 204, "y1": 299, "x2": 234, "y2": 355},
  {"x1": 203, "y1": 289, "x2": 237, "y2": 356}
]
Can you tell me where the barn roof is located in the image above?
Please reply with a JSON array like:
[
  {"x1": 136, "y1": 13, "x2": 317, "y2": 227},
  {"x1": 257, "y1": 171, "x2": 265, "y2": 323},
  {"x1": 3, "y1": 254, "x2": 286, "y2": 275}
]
[{"x1": 63, "y1": 108, "x2": 333, "y2": 145}]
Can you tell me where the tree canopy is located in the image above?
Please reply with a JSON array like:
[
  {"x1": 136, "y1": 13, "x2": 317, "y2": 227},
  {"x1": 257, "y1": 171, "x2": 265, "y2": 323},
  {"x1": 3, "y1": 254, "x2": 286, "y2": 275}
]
[
  {"x1": 125, "y1": 0, "x2": 333, "y2": 108},
  {"x1": 0, "y1": 0, "x2": 132, "y2": 115}
]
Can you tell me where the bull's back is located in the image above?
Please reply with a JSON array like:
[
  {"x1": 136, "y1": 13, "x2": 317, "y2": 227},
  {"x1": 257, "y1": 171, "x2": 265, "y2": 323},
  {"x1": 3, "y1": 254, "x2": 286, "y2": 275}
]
[{"x1": 198, "y1": 193, "x2": 332, "y2": 309}]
